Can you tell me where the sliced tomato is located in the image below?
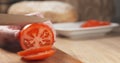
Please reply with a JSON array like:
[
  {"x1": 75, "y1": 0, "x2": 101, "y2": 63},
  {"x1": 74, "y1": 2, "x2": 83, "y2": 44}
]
[
  {"x1": 18, "y1": 46, "x2": 52, "y2": 56},
  {"x1": 23, "y1": 49, "x2": 55, "y2": 60},
  {"x1": 81, "y1": 20, "x2": 99, "y2": 27},
  {"x1": 19, "y1": 23, "x2": 54, "y2": 49},
  {"x1": 89, "y1": 20, "x2": 100, "y2": 26},
  {"x1": 81, "y1": 20, "x2": 111, "y2": 28}
]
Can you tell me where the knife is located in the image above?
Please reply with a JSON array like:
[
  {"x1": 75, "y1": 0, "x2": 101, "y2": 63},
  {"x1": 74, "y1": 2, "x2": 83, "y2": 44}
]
[{"x1": 0, "y1": 14, "x2": 48, "y2": 25}]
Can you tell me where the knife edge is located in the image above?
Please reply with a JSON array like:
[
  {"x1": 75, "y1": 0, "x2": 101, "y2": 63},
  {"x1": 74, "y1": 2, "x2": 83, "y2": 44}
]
[{"x1": 0, "y1": 14, "x2": 48, "y2": 25}]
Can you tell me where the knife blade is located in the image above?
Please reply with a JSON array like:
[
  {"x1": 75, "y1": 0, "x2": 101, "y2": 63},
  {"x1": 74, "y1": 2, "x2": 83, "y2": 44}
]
[{"x1": 0, "y1": 14, "x2": 48, "y2": 25}]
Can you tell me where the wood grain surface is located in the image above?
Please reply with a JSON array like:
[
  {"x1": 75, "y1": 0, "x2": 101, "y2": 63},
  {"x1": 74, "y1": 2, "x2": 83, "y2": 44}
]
[
  {"x1": 55, "y1": 33, "x2": 120, "y2": 63},
  {"x1": 0, "y1": 47, "x2": 81, "y2": 63},
  {"x1": 0, "y1": 32, "x2": 120, "y2": 63}
]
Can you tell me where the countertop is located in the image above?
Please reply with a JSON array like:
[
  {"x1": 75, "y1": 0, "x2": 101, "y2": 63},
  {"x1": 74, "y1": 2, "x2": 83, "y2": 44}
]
[
  {"x1": 54, "y1": 32, "x2": 120, "y2": 63},
  {"x1": 0, "y1": 32, "x2": 120, "y2": 63}
]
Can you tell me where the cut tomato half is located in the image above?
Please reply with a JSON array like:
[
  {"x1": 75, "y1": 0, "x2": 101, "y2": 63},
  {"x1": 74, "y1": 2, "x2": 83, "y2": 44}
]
[
  {"x1": 18, "y1": 46, "x2": 52, "y2": 56},
  {"x1": 23, "y1": 49, "x2": 55, "y2": 60},
  {"x1": 19, "y1": 23, "x2": 54, "y2": 49}
]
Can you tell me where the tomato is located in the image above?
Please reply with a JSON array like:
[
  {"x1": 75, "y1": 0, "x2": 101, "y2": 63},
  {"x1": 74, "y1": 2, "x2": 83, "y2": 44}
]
[
  {"x1": 88, "y1": 20, "x2": 100, "y2": 26},
  {"x1": 19, "y1": 23, "x2": 54, "y2": 49},
  {"x1": 23, "y1": 49, "x2": 55, "y2": 60},
  {"x1": 82, "y1": 20, "x2": 100, "y2": 27},
  {"x1": 81, "y1": 20, "x2": 111, "y2": 28},
  {"x1": 18, "y1": 46, "x2": 52, "y2": 56},
  {"x1": 17, "y1": 23, "x2": 55, "y2": 61}
]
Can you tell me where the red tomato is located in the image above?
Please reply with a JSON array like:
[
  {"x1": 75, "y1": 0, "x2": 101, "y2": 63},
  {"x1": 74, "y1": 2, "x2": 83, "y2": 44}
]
[
  {"x1": 81, "y1": 20, "x2": 111, "y2": 28},
  {"x1": 81, "y1": 20, "x2": 100, "y2": 27},
  {"x1": 87, "y1": 20, "x2": 100, "y2": 26},
  {"x1": 18, "y1": 46, "x2": 52, "y2": 56},
  {"x1": 19, "y1": 23, "x2": 54, "y2": 49},
  {"x1": 23, "y1": 49, "x2": 55, "y2": 60}
]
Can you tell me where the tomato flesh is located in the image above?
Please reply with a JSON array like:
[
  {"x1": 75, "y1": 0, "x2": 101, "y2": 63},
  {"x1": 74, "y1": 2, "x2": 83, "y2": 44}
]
[
  {"x1": 18, "y1": 23, "x2": 55, "y2": 60},
  {"x1": 18, "y1": 46, "x2": 52, "y2": 56},
  {"x1": 19, "y1": 23, "x2": 54, "y2": 49},
  {"x1": 81, "y1": 20, "x2": 110, "y2": 28},
  {"x1": 23, "y1": 49, "x2": 55, "y2": 60}
]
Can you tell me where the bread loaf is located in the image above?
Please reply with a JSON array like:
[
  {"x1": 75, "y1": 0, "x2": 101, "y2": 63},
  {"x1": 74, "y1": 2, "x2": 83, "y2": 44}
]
[{"x1": 8, "y1": 1, "x2": 78, "y2": 23}]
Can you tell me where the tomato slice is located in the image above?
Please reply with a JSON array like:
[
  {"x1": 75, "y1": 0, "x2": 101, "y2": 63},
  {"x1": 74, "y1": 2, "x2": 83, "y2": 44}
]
[
  {"x1": 81, "y1": 20, "x2": 99, "y2": 27},
  {"x1": 19, "y1": 23, "x2": 54, "y2": 49},
  {"x1": 18, "y1": 46, "x2": 52, "y2": 56},
  {"x1": 23, "y1": 49, "x2": 55, "y2": 60},
  {"x1": 89, "y1": 20, "x2": 100, "y2": 26},
  {"x1": 81, "y1": 20, "x2": 111, "y2": 28}
]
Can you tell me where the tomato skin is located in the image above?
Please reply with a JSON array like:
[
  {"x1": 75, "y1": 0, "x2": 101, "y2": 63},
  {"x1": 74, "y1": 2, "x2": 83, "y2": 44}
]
[
  {"x1": 81, "y1": 20, "x2": 100, "y2": 27},
  {"x1": 18, "y1": 46, "x2": 52, "y2": 56},
  {"x1": 19, "y1": 23, "x2": 54, "y2": 50},
  {"x1": 81, "y1": 20, "x2": 111, "y2": 28},
  {"x1": 88, "y1": 20, "x2": 100, "y2": 26},
  {"x1": 18, "y1": 23, "x2": 55, "y2": 61},
  {"x1": 23, "y1": 49, "x2": 55, "y2": 60}
]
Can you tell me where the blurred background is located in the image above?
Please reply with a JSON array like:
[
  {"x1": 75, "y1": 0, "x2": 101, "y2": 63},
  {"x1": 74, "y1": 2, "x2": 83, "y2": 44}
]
[{"x1": 0, "y1": 0, "x2": 120, "y2": 23}]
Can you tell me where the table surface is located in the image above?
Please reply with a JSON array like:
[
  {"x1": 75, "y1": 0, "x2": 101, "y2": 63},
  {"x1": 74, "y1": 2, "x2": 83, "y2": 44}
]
[
  {"x1": 0, "y1": 32, "x2": 120, "y2": 63},
  {"x1": 54, "y1": 32, "x2": 120, "y2": 63}
]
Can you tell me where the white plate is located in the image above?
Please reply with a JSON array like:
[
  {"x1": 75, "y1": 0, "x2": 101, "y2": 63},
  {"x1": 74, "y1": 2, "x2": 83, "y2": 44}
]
[{"x1": 53, "y1": 22, "x2": 119, "y2": 39}]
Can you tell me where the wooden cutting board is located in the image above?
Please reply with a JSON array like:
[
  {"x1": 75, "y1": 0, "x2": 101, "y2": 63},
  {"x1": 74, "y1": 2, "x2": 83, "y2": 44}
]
[{"x1": 0, "y1": 46, "x2": 82, "y2": 63}]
